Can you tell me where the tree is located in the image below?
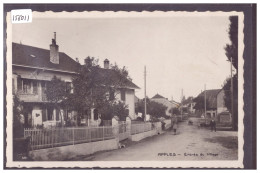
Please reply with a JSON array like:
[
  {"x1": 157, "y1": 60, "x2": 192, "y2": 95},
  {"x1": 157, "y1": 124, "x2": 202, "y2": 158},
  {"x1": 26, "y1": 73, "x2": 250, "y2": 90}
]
[
  {"x1": 223, "y1": 74, "x2": 238, "y2": 130},
  {"x1": 13, "y1": 95, "x2": 24, "y2": 138},
  {"x1": 193, "y1": 96, "x2": 209, "y2": 112},
  {"x1": 169, "y1": 107, "x2": 180, "y2": 115},
  {"x1": 45, "y1": 76, "x2": 67, "y2": 103},
  {"x1": 224, "y1": 16, "x2": 238, "y2": 131},
  {"x1": 224, "y1": 16, "x2": 238, "y2": 70},
  {"x1": 135, "y1": 99, "x2": 167, "y2": 121},
  {"x1": 63, "y1": 57, "x2": 131, "y2": 124},
  {"x1": 45, "y1": 75, "x2": 67, "y2": 126}
]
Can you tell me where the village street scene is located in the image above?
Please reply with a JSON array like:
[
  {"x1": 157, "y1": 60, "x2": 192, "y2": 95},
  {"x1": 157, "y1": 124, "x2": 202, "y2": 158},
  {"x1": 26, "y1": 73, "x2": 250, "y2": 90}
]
[{"x1": 10, "y1": 12, "x2": 238, "y2": 162}]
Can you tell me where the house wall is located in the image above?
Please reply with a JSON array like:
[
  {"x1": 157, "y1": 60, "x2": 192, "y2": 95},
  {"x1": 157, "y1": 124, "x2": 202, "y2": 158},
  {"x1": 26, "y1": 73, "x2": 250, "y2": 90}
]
[
  {"x1": 125, "y1": 89, "x2": 135, "y2": 119},
  {"x1": 13, "y1": 66, "x2": 75, "y2": 102},
  {"x1": 217, "y1": 89, "x2": 228, "y2": 114},
  {"x1": 115, "y1": 89, "x2": 136, "y2": 120},
  {"x1": 13, "y1": 66, "x2": 75, "y2": 127}
]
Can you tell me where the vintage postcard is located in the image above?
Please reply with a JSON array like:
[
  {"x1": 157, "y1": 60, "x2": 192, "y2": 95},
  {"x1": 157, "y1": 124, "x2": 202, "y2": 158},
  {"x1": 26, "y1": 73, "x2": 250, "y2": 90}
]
[{"x1": 5, "y1": 10, "x2": 244, "y2": 168}]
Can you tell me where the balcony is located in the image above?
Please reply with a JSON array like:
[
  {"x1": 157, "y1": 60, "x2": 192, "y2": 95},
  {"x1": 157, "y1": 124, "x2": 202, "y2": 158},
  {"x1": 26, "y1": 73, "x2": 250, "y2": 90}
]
[{"x1": 17, "y1": 91, "x2": 47, "y2": 102}]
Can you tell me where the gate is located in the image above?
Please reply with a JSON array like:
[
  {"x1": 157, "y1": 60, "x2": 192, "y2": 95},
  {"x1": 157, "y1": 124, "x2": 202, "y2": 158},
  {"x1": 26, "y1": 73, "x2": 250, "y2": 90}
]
[{"x1": 118, "y1": 121, "x2": 131, "y2": 141}]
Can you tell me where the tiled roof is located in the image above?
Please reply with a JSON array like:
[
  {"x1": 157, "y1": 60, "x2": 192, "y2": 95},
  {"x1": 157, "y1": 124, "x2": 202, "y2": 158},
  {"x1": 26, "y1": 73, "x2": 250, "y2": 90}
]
[
  {"x1": 197, "y1": 89, "x2": 221, "y2": 109},
  {"x1": 93, "y1": 67, "x2": 140, "y2": 89},
  {"x1": 13, "y1": 42, "x2": 139, "y2": 89},
  {"x1": 12, "y1": 42, "x2": 79, "y2": 73}
]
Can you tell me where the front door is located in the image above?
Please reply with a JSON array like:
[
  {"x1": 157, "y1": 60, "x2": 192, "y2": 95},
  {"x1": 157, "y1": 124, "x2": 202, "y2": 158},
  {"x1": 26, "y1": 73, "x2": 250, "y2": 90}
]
[{"x1": 32, "y1": 109, "x2": 42, "y2": 126}]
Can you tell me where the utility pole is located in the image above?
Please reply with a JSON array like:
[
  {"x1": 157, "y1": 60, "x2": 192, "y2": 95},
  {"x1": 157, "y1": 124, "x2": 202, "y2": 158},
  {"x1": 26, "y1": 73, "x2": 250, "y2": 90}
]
[
  {"x1": 204, "y1": 84, "x2": 207, "y2": 120},
  {"x1": 144, "y1": 66, "x2": 147, "y2": 122},
  {"x1": 231, "y1": 57, "x2": 234, "y2": 130}
]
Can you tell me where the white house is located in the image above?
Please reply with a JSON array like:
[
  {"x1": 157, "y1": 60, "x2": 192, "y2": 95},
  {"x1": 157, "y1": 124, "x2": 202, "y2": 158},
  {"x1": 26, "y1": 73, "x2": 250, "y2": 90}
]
[
  {"x1": 12, "y1": 34, "x2": 79, "y2": 128},
  {"x1": 12, "y1": 34, "x2": 139, "y2": 128}
]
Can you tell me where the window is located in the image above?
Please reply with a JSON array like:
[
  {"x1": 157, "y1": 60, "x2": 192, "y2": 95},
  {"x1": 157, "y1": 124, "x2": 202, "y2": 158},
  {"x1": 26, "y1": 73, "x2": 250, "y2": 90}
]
[
  {"x1": 23, "y1": 79, "x2": 31, "y2": 94},
  {"x1": 120, "y1": 89, "x2": 126, "y2": 101},
  {"x1": 17, "y1": 78, "x2": 38, "y2": 94}
]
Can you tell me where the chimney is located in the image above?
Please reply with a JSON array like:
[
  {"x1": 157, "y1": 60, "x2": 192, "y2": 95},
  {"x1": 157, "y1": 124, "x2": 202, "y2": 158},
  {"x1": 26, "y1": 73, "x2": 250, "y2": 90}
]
[
  {"x1": 104, "y1": 59, "x2": 110, "y2": 69},
  {"x1": 84, "y1": 57, "x2": 92, "y2": 67},
  {"x1": 50, "y1": 32, "x2": 59, "y2": 64}
]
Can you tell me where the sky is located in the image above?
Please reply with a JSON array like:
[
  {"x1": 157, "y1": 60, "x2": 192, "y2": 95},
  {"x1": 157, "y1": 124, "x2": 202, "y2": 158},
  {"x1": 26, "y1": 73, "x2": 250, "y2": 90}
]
[{"x1": 12, "y1": 12, "x2": 232, "y2": 102}]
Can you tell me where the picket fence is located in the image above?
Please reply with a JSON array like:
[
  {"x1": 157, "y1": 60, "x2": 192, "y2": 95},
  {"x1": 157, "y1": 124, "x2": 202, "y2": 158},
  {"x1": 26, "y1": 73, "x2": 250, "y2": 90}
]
[
  {"x1": 24, "y1": 126, "x2": 115, "y2": 150},
  {"x1": 24, "y1": 121, "x2": 164, "y2": 150}
]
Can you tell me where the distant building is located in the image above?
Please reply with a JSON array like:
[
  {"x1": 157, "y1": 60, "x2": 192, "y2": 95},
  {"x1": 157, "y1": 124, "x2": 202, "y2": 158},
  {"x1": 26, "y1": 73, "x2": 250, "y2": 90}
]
[
  {"x1": 151, "y1": 94, "x2": 178, "y2": 116},
  {"x1": 196, "y1": 89, "x2": 231, "y2": 123},
  {"x1": 182, "y1": 96, "x2": 196, "y2": 114}
]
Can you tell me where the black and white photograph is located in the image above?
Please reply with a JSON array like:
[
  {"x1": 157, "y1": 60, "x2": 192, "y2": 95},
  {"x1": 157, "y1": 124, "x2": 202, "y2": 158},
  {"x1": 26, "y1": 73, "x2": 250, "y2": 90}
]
[{"x1": 4, "y1": 5, "x2": 253, "y2": 169}]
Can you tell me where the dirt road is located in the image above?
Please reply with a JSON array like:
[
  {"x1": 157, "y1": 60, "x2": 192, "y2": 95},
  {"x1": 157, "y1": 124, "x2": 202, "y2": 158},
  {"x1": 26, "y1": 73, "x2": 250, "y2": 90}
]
[{"x1": 70, "y1": 117, "x2": 238, "y2": 161}]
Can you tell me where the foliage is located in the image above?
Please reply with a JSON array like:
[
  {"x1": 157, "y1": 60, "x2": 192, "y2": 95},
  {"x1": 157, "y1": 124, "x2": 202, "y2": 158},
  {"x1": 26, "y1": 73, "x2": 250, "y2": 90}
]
[
  {"x1": 64, "y1": 57, "x2": 131, "y2": 122},
  {"x1": 193, "y1": 96, "x2": 209, "y2": 111},
  {"x1": 224, "y1": 16, "x2": 238, "y2": 130},
  {"x1": 45, "y1": 75, "x2": 67, "y2": 104},
  {"x1": 13, "y1": 95, "x2": 24, "y2": 138},
  {"x1": 110, "y1": 63, "x2": 132, "y2": 82},
  {"x1": 224, "y1": 16, "x2": 238, "y2": 70},
  {"x1": 135, "y1": 99, "x2": 167, "y2": 120},
  {"x1": 99, "y1": 101, "x2": 129, "y2": 121},
  {"x1": 222, "y1": 74, "x2": 238, "y2": 130},
  {"x1": 169, "y1": 107, "x2": 180, "y2": 115}
]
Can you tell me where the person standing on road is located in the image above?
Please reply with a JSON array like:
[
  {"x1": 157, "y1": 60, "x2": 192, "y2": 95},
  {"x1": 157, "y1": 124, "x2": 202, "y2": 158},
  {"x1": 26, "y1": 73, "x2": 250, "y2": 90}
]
[
  {"x1": 210, "y1": 119, "x2": 216, "y2": 132},
  {"x1": 172, "y1": 115, "x2": 178, "y2": 135}
]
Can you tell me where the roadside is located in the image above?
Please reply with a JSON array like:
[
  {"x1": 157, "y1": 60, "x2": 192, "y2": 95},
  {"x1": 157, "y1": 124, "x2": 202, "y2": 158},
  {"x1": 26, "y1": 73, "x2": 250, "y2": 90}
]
[{"x1": 69, "y1": 117, "x2": 238, "y2": 161}]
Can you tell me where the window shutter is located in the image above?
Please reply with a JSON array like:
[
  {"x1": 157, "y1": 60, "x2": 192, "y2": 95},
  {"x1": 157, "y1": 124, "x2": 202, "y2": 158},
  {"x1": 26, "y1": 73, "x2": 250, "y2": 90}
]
[
  {"x1": 33, "y1": 81, "x2": 38, "y2": 94},
  {"x1": 17, "y1": 77, "x2": 22, "y2": 91},
  {"x1": 42, "y1": 108, "x2": 47, "y2": 122}
]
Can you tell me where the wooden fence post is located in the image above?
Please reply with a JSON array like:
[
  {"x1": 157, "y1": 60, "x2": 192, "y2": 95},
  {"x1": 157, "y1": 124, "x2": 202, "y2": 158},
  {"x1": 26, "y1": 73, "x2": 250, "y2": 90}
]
[{"x1": 51, "y1": 128, "x2": 54, "y2": 148}]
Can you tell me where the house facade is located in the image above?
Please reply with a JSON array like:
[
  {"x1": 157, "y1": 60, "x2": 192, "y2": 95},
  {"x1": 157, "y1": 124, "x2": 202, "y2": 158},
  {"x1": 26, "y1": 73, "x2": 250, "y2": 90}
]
[
  {"x1": 13, "y1": 36, "x2": 79, "y2": 128},
  {"x1": 12, "y1": 35, "x2": 139, "y2": 128}
]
